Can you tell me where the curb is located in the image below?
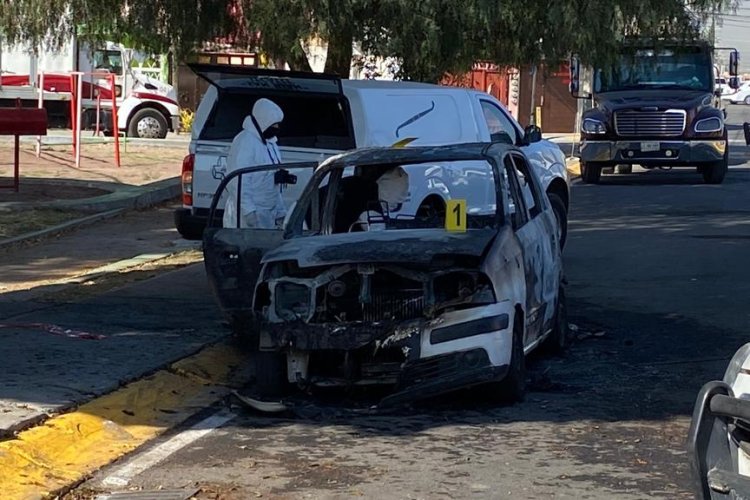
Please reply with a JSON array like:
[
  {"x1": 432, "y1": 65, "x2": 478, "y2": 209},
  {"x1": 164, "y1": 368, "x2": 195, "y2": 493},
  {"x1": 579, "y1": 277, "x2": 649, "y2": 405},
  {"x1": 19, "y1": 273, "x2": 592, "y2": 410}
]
[
  {"x1": 0, "y1": 340, "x2": 252, "y2": 500},
  {"x1": 566, "y1": 157, "x2": 581, "y2": 180},
  {"x1": 0, "y1": 177, "x2": 181, "y2": 251}
]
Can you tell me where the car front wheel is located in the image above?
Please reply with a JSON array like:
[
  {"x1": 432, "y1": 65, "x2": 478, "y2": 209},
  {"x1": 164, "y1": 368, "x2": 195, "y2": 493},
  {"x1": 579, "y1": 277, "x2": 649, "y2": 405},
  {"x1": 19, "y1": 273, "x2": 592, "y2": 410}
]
[
  {"x1": 498, "y1": 314, "x2": 526, "y2": 403},
  {"x1": 547, "y1": 193, "x2": 568, "y2": 250}
]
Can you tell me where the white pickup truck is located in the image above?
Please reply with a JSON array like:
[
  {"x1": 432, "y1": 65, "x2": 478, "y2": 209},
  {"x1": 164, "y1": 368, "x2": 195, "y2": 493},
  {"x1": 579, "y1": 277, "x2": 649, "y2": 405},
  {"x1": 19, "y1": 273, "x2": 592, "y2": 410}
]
[{"x1": 175, "y1": 65, "x2": 571, "y2": 245}]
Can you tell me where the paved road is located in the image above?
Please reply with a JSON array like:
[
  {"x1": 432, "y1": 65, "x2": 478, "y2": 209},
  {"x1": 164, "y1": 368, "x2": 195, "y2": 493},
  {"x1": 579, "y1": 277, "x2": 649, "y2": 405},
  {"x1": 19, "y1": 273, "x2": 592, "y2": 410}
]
[{"x1": 68, "y1": 106, "x2": 750, "y2": 499}]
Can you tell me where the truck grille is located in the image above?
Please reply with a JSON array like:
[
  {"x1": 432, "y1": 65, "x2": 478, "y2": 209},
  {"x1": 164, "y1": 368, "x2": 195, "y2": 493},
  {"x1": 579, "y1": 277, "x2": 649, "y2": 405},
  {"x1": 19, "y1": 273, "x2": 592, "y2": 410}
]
[{"x1": 614, "y1": 110, "x2": 686, "y2": 137}]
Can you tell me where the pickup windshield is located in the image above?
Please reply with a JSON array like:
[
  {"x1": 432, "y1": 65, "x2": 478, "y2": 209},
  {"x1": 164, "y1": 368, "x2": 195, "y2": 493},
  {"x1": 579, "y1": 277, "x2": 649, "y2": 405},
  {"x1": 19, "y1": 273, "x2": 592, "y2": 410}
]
[{"x1": 597, "y1": 46, "x2": 713, "y2": 93}]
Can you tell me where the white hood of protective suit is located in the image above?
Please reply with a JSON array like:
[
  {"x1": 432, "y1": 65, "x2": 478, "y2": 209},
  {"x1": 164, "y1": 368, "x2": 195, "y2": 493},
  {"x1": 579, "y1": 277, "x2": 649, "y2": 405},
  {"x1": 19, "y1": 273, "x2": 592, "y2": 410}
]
[
  {"x1": 248, "y1": 98, "x2": 284, "y2": 136},
  {"x1": 377, "y1": 167, "x2": 409, "y2": 207}
]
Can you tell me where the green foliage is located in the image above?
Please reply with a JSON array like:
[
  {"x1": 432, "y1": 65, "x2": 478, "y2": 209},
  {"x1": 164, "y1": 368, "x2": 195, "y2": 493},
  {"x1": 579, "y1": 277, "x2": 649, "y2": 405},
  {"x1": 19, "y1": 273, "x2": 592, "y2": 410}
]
[{"x1": 0, "y1": 0, "x2": 737, "y2": 80}]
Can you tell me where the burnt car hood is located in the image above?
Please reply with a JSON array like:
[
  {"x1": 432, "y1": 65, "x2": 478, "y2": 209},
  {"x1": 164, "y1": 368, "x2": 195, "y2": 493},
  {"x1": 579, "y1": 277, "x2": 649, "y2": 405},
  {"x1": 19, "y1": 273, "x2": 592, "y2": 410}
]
[
  {"x1": 263, "y1": 228, "x2": 497, "y2": 268},
  {"x1": 595, "y1": 89, "x2": 712, "y2": 113}
]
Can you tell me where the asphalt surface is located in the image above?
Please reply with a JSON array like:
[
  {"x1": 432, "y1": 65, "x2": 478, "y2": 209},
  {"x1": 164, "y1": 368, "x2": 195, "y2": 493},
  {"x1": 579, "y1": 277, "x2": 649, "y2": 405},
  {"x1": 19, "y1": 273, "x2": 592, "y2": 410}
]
[{"x1": 51, "y1": 104, "x2": 750, "y2": 499}]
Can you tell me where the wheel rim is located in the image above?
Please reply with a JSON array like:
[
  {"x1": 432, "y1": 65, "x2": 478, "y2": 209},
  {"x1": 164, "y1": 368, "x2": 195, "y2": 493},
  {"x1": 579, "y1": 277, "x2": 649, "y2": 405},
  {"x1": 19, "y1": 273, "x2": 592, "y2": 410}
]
[{"x1": 136, "y1": 116, "x2": 163, "y2": 138}]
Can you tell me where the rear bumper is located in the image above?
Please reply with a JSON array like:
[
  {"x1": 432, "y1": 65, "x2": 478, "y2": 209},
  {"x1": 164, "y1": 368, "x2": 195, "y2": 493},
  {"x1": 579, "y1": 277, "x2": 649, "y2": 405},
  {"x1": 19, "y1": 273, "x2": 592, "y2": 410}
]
[
  {"x1": 174, "y1": 207, "x2": 221, "y2": 239},
  {"x1": 580, "y1": 139, "x2": 726, "y2": 165}
]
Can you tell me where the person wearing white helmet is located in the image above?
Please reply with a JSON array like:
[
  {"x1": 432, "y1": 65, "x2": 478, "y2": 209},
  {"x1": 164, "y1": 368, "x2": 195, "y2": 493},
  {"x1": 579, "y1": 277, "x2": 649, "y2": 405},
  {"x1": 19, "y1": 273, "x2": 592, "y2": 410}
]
[{"x1": 223, "y1": 98, "x2": 286, "y2": 229}]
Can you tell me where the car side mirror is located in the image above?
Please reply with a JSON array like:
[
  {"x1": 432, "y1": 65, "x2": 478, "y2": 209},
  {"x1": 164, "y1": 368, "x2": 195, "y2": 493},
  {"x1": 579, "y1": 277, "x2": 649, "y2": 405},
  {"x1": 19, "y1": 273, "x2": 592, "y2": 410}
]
[
  {"x1": 524, "y1": 125, "x2": 542, "y2": 144},
  {"x1": 729, "y1": 76, "x2": 740, "y2": 90}
]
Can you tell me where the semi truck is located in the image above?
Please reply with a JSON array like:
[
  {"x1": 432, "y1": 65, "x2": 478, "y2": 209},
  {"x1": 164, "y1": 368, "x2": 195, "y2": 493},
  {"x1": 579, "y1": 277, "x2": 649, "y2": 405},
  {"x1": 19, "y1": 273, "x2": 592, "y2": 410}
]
[
  {"x1": 0, "y1": 38, "x2": 179, "y2": 139},
  {"x1": 570, "y1": 40, "x2": 739, "y2": 184}
]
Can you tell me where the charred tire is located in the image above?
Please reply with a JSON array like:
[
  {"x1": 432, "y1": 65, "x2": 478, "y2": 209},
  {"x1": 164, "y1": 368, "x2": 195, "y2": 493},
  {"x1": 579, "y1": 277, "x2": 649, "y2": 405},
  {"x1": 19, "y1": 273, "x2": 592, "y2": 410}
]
[
  {"x1": 580, "y1": 161, "x2": 603, "y2": 184},
  {"x1": 254, "y1": 351, "x2": 287, "y2": 397},
  {"x1": 230, "y1": 314, "x2": 259, "y2": 353},
  {"x1": 547, "y1": 193, "x2": 568, "y2": 250},
  {"x1": 128, "y1": 108, "x2": 168, "y2": 139},
  {"x1": 542, "y1": 286, "x2": 569, "y2": 355},
  {"x1": 498, "y1": 314, "x2": 526, "y2": 403},
  {"x1": 702, "y1": 132, "x2": 729, "y2": 185}
]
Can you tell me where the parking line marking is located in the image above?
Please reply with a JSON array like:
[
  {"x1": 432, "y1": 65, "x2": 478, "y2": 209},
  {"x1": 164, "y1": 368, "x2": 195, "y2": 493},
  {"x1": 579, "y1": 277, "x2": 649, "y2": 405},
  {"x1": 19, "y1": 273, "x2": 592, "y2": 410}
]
[
  {"x1": 0, "y1": 342, "x2": 251, "y2": 500},
  {"x1": 101, "y1": 410, "x2": 235, "y2": 488}
]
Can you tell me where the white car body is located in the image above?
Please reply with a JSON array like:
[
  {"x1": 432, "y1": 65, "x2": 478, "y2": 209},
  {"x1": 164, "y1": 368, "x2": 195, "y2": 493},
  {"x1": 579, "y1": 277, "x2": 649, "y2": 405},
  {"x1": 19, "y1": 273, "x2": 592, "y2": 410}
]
[{"x1": 723, "y1": 82, "x2": 750, "y2": 104}]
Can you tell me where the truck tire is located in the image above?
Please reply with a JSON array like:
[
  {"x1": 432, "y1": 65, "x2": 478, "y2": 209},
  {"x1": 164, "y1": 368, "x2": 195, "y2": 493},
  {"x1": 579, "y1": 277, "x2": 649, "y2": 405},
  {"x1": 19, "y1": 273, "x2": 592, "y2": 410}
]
[
  {"x1": 547, "y1": 193, "x2": 568, "y2": 250},
  {"x1": 702, "y1": 132, "x2": 729, "y2": 185},
  {"x1": 580, "y1": 161, "x2": 602, "y2": 184},
  {"x1": 615, "y1": 164, "x2": 633, "y2": 174},
  {"x1": 128, "y1": 108, "x2": 168, "y2": 139}
]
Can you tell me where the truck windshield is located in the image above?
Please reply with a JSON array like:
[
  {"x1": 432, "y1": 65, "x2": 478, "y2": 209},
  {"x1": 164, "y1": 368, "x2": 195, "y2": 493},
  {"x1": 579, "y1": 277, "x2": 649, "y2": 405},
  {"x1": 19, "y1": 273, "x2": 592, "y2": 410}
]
[{"x1": 597, "y1": 47, "x2": 712, "y2": 93}]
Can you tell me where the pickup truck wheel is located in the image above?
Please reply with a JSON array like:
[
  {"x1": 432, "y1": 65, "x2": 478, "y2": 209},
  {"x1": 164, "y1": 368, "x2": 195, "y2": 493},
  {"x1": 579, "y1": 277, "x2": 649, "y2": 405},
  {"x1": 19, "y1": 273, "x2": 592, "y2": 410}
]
[
  {"x1": 497, "y1": 315, "x2": 526, "y2": 403},
  {"x1": 745, "y1": 96, "x2": 750, "y2": 105},
  {"x1": 580, "y1": 161, "x2": 602, "y2": 184},
  {"x1": 128, "y1": 108, "x2": 168, "y2": 139},
  {"x1": 547, "y1": 193, "x2": 568, "y2": 250},
  {"x1": 542, "y1": 287, "x2": 569, "y2": 355}
]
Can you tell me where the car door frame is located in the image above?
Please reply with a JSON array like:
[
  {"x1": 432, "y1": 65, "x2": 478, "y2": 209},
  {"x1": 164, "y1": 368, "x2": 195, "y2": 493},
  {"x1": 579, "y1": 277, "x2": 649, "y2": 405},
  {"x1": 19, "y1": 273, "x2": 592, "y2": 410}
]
[
  {"x1": 203, "y1": 161, "x2": 319, "y2": 317},
  {"x1": 500, "y1": 151, "x2": 547, "y2": 345}
]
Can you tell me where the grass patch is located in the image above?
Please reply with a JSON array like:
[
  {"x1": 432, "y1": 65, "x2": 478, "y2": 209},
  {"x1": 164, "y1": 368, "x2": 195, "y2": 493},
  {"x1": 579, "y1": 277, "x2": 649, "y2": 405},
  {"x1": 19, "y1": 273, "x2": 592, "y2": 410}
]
[{"x1": 0, "y1": 209, "x2": 84, "y2": 239}]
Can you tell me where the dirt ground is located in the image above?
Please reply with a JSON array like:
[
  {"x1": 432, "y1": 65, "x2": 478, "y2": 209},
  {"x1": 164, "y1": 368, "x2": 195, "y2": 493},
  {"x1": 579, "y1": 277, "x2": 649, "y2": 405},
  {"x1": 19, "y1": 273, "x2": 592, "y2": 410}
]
[{"x1": 0, "y1": 142, "x2": 187, "y2": 188}]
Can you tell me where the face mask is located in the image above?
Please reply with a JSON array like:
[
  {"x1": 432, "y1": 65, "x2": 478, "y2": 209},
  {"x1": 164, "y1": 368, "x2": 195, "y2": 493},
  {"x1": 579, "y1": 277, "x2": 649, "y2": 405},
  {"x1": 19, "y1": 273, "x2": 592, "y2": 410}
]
[{"x1": 262, "y1": 124, "x2": 280, "y2": 140}]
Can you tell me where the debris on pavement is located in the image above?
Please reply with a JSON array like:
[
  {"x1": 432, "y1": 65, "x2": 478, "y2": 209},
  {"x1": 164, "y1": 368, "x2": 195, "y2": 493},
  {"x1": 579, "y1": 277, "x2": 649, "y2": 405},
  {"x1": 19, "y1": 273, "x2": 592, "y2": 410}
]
[{"x1": 0, "y1": 322, "x2": 105, "y2": 340}]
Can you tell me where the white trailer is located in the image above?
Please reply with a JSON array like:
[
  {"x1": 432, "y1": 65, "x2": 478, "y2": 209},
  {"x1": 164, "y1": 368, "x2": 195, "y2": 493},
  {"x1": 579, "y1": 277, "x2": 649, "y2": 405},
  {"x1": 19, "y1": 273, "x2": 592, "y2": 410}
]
[{"x1": 0, "y1": 37, "x2": 179, "y2": 138}]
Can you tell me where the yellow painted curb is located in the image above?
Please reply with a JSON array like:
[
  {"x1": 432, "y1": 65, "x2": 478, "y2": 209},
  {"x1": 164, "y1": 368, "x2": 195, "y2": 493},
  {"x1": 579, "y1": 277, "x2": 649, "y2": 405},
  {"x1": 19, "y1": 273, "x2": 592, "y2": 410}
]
[
  {"x1": 566, "y1": 158, "x2": 581, "y2": 178},
  {"x1": 0, "y1": 342, "x2": 251, "y2": 500}
]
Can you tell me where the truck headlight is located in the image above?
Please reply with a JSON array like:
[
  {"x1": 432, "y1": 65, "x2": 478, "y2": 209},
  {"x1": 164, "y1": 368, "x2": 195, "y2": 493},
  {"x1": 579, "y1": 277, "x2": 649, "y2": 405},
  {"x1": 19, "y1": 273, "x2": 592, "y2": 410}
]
[
  {"x1": 274, "y1": 282, "x2": 311, "y2": 321},
  {"x1": 582, "y1": 118, "x2": 606, "y2": 135},
  {"x1": 694, "y1": 117, "x2": 723, "y2": 133}
]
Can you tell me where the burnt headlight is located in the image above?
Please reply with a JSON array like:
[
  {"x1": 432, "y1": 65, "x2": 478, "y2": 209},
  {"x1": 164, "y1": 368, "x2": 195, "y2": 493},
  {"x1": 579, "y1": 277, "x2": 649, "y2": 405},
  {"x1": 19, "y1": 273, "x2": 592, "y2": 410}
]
[{"x1": 274, "y1": 282, "x2": 311, "y2": 321}]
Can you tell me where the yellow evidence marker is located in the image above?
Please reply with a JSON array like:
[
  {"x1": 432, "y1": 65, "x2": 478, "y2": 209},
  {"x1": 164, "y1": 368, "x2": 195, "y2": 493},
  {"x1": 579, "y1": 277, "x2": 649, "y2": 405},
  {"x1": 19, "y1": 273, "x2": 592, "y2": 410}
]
[{"x1": 445, "y1": 199, "x2": 467, "y2": 232}]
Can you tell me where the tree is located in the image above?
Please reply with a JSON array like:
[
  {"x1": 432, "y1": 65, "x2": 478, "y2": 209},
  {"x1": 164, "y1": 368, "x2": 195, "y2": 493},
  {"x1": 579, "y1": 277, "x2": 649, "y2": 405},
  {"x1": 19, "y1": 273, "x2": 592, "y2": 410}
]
[{"x1": 0, "y1": 0, "x2": 737, "y2": 81}]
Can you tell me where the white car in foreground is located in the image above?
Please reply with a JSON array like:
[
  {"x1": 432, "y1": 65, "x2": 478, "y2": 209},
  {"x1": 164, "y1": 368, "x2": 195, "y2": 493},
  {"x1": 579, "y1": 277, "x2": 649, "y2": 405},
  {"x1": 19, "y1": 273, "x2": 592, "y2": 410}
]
[{"x1": 203, "y1": 143, "x2": 567, "y2": 407}]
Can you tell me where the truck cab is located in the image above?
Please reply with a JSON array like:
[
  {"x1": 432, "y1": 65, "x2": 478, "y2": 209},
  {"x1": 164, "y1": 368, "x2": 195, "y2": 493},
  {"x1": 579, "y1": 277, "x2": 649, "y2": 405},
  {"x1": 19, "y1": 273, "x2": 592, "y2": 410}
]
[{"x1": 570, "y1": 41, "x2": 739, "y2": 184}]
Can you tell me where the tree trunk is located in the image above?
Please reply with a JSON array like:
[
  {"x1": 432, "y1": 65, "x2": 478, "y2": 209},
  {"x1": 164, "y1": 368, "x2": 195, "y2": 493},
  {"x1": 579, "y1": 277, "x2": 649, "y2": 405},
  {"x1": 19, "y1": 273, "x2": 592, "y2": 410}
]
[
  {"x1": 285, "y1": 49, "x2": 313, "y2": 72},
  {"x1": 324, "y1": 27, "x2": 353, "y2": 78}
]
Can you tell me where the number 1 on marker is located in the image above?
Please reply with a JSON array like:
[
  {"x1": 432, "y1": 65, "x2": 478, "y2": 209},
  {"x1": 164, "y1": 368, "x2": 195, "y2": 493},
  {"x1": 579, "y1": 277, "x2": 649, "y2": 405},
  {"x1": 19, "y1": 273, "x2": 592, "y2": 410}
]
[{"x1": 445, "y1": 199, "x2": 467, "y2": 232}]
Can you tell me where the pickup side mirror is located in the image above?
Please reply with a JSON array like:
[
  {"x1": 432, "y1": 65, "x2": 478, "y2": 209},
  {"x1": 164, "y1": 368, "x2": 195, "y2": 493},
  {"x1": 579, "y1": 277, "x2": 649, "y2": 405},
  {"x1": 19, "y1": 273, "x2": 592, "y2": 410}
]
[
  {"x1": 729, "y1": 51, "x2": 740, "y2": 79},
  {"x1": 524, "y1": 125, "x2": 542, "y2": 144}
]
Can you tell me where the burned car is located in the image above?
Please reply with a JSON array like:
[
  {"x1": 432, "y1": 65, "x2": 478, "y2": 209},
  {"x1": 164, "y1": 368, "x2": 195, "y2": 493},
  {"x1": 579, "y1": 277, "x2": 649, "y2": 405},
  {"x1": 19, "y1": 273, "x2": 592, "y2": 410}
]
[{"x1": 204, "y1": 143, "x2": 566, "y2": 405}]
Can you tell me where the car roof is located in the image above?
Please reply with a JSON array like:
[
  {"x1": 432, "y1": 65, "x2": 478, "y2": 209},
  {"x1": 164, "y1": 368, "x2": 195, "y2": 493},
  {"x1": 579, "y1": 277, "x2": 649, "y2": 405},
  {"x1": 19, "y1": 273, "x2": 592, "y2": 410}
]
[
  {"x1": 342, "y1": 79, "x2": 442, "y2": 90},
  {"x1": 318, "y1": 142, "x2": 519, "y2": 172}
]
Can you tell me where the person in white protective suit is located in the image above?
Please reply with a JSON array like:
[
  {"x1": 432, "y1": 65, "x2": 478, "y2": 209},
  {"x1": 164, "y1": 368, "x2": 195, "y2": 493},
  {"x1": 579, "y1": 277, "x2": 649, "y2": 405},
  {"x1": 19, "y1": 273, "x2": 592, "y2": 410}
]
[
  {"x1": 354, "y1": 166, "x2": 409, "y2": 231},
  {"x1": 223, "y1": 98, "x2": 286, "y2": 229}
]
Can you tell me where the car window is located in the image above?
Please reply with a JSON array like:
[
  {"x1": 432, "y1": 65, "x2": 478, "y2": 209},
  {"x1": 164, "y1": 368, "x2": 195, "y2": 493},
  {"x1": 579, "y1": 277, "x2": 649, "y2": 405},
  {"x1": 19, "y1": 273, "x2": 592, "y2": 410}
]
[
  {"x1": 291, "y1": 160, "x2": 499, "y2": 235},
  {"x1": 481, "y1": 101, "x2": 519, "y2": 145},
  {"x1": 200, "y1": 92, "x2": 355, "y2": 150},
  {"x1": 510, "y1": 154, "x2": 544, "y2": 219},
  {"x1": 502, "y1": 156, "x2": 529, "y2": 230}
]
